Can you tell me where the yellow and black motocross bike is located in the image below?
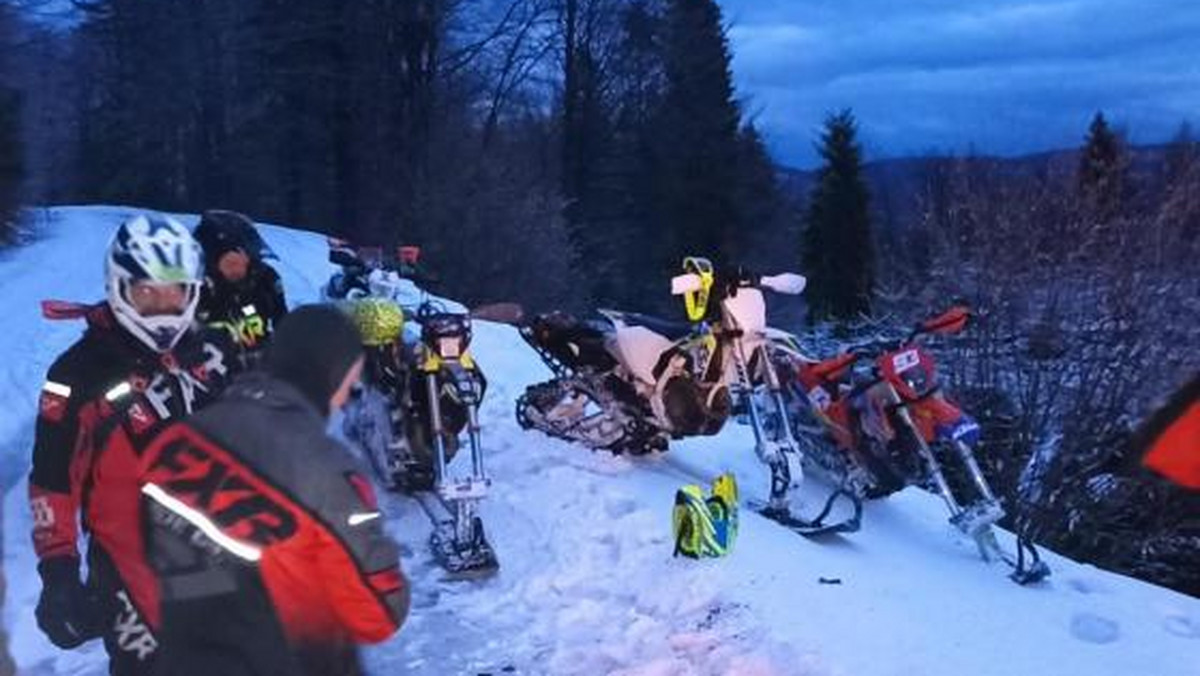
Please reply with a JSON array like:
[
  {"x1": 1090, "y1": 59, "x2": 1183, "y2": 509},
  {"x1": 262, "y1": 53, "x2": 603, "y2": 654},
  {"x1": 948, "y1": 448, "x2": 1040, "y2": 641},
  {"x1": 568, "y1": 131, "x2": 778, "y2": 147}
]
[
  {"x1": 331, "y1": 243, "x2": 497, "y2": 577},
  {"x1": 518, "y1": 258, "x2": 860, "y2": 536}
]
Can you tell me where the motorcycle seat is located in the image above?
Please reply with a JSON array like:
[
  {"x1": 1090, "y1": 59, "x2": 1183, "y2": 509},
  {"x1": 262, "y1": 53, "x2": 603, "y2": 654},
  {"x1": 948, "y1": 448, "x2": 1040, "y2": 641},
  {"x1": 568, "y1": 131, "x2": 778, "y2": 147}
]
[
  {"x1": 605, "y1": 311, "x2": 695, "y2": 342},
  {"x1": 529, "y1": 313, "x2": 617, "y2": 370}
]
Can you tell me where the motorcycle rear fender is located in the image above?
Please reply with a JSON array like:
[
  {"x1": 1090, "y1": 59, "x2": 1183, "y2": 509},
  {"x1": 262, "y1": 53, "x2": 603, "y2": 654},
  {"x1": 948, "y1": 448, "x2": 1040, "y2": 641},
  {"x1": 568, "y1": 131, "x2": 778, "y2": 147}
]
[{"x1": 610, "y1": 324, "x2": 675, "y2": 385}]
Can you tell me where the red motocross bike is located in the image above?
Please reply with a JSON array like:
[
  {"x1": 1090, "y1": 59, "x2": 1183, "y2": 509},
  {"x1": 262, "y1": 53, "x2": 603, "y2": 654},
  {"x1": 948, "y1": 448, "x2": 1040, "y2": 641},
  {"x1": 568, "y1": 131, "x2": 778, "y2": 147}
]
[{"x1": 781, "y1": 307, "x2": 1049, "y2": 584}]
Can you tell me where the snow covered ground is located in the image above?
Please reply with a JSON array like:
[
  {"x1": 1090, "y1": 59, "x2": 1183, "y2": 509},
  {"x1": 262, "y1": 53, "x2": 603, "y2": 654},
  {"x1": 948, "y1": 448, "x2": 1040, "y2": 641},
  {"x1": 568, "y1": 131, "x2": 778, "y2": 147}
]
[{"x1": 2, "y1": 207, "x2": 1198, "y2": 675}]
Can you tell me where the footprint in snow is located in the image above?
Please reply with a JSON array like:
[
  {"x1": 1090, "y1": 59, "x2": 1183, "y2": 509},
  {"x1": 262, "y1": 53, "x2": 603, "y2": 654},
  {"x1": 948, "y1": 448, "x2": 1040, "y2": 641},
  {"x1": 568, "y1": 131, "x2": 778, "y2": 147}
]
[
  {"x1": 604, "y1": 495, "x2": 640, "y2": 519},
  {"x1": 1065, "y1": 577, "x2": 1109, "y2": 595},
  {"x1": 1162, "y1": 613, "x2": 1200, "y2": 639},
  {"x1": 1070, "y1": 612, "x2": 1120, "y2": 645}
]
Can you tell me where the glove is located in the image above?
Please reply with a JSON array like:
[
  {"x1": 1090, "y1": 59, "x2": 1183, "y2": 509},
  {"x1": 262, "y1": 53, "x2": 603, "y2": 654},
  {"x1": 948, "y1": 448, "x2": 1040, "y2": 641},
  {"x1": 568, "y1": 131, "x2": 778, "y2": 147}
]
[{"x1": 35, "y1": 557, "x2": 102, "y2": 649}]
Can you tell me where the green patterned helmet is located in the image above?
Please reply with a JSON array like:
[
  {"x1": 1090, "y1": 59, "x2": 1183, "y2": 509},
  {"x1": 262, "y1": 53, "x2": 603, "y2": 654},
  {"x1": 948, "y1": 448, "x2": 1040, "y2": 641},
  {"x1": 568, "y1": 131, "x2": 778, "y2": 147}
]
[{"x1": 344, "y1": 297, "x2": 404, "y2": 346}]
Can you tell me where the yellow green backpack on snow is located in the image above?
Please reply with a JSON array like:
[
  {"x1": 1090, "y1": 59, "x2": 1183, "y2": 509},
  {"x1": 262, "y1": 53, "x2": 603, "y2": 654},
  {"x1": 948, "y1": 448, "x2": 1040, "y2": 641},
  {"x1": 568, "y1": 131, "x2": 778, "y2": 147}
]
[{"x1": 672, "y1": 472, "x2": 738, "y2": 558}]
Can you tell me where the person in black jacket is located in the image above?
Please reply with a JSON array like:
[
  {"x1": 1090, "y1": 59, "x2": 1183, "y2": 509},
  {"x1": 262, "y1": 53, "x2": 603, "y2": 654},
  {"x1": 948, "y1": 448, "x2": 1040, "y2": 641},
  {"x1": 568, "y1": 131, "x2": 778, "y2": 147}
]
[
  {"x1": 142, "y1": 305, "x2": 410, "y2": 676},
  {"x1": 30, "y1": 213, "x2": 235, "y2": 676},
  {"x1": 193, "y1": 210, "x2": 287, "y2": 365}
]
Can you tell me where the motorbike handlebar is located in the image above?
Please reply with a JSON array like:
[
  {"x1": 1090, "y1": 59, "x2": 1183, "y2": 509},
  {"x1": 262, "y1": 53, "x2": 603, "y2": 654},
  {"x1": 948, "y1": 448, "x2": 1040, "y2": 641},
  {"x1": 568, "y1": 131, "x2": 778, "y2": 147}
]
[
  {"x1": 758, "y1": 273, "x2": 807, "y2": 295},
  {"x1": 670, "y1": 268, "x2": 809, "y2": 297}
]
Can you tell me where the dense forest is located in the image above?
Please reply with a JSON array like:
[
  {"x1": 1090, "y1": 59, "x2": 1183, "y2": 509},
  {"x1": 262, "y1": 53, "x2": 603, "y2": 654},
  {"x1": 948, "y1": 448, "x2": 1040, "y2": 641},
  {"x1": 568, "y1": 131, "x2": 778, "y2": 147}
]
[{"x1": 1, "y1": 0, "x2": 1198, "y2": 595}]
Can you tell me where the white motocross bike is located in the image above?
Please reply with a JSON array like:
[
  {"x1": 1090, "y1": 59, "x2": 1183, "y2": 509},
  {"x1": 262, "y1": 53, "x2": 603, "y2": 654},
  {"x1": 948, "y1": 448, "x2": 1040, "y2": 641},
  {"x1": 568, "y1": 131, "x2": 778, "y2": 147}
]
[{"x1": 517, "y1": 259, "x2": 861, "y2": 535}]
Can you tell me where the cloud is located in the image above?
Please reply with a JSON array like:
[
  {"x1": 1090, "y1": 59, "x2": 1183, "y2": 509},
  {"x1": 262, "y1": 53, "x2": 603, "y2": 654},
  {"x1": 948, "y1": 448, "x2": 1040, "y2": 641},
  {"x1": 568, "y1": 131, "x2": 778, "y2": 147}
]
[{"x1": 719, "y1": 0, "x2": 1200, "y2": 166}]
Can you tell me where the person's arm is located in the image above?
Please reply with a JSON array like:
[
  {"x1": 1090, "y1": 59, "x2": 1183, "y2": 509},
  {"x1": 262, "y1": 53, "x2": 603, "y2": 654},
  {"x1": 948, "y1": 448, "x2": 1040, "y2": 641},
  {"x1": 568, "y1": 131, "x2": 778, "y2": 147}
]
[
  {"x1": 263, "y1": 265, "x2": 287, "y2": 326},
  {"x1": 29, "y1": 360, "x2": 83, "y2": 562},
  {"x1": 312, "y1": 462, "x2": 409, "y2": 643},
  {"x1": 29, "y1": 357, "x2": 103, "y2": 648}
]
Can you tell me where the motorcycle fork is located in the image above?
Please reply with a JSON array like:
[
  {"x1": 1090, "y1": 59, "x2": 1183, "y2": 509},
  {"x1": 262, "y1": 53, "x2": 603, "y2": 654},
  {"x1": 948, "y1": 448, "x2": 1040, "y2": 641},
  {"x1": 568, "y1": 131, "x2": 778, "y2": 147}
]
[
  {"x1": 425, "y1": 367, "x2": 488, "y2": 545},
  {"x1": 731, "y1": 337, "x2": 792, "y2": 510},
  {"x1": 892, "y1": 399, "x2": 963, "y2": 518},
  {"x1": 758, "y1": 344, "x2": 802, "y2": 457},
  {"x1": 907, "y1": 397, "x2": 1002, "y2": 509},
  {"x1": 954, "y1": 439, "x2": 999, "y2": 505}
]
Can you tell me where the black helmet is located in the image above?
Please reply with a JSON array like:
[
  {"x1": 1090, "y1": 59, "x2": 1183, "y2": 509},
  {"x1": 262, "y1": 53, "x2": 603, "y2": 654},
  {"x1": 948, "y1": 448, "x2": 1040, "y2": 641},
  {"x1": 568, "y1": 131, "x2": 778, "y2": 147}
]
[{"x1": 194, "y1": 209, "x2": 277, "y2": 270}]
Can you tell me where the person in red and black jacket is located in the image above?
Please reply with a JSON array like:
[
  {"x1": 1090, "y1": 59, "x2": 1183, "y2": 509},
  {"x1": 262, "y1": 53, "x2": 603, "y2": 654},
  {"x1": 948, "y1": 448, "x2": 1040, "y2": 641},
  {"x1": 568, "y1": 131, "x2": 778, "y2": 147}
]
[
  {"x1": 141, "y1": 304, "x2": 410, "y2": 676},
  {"x1": 30, "y1": 213, "x2": 234, "y2": 675}
]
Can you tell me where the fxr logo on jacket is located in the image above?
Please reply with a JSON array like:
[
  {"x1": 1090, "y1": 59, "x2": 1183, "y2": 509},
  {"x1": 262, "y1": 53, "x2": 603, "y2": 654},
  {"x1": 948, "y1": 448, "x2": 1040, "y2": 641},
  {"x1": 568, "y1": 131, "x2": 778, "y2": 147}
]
[
  {"x1": 143, "y1": 434, "x2": 298, "y2": 556},
  {"x1": 112, "y1": 590, "x2": 157, "y2": 660}
]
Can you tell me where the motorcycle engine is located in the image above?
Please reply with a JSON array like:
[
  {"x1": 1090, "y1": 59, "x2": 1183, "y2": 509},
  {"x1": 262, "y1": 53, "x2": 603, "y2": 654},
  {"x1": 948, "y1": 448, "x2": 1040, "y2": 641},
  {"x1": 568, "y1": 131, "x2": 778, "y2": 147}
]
[{"x1": 662, "y1": 375, "x2": 731, "y2": 437}]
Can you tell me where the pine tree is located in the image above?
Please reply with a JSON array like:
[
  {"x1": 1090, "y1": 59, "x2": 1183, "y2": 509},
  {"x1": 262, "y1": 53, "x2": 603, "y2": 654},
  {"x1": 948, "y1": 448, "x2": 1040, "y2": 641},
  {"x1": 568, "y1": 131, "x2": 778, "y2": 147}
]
[
  {"x1": 603, "y1": 0, "x2": 668, "y2": 311},
  {"x1": 655, "y1": 0, "x2": 741, "y2": 273},
  {"x1": 561, "y1": 0, "x2": 622, "y2": 307},
  {"x1": 733, "y1": 122, "x2": 788, "y2": 271},
  {"x1": 802, "y1": 109, "x2": 874, "y2": 322},
  {"x1": 1078, "y1": 111, "x2": 1126, "y2": 219}
]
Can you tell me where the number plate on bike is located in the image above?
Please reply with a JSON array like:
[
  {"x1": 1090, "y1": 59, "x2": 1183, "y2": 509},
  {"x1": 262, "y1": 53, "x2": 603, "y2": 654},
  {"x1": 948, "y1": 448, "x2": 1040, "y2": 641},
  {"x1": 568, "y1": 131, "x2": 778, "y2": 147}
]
[
  {"x1": 892, "y1": 349, "x2": 920, "y2": 373},
  {"x1": 439, "y1": 337, "x2": 462, "y2": 358}
]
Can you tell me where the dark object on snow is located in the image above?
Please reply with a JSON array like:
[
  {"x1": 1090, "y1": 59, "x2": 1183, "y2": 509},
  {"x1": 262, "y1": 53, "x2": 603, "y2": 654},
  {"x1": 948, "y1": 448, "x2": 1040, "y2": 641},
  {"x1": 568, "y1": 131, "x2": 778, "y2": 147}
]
[
  {"x1": 818, "y1": 577, "x2": 843, "y2": 585},
  {"x1": 1138, "y1": 373, "x2": 1200, "y2": 490}
]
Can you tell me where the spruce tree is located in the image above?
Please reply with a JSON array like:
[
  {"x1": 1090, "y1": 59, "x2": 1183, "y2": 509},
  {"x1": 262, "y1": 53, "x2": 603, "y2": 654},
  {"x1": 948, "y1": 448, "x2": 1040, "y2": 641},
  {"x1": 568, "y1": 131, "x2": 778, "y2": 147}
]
[
  {"x1": 561, "y1": 0, "x2": 622, "y2": 307},
  {"x1": 656, "y1": 0, "x2": 741, "y2": 273},
  {"x1": 802, "y1": 109, "x2": 874, "y2": 322},
  {"x1": 1078, "y1": 111, "x2": 1125, "y2": 219},
  {"x1": 733, "y1": 122, "x2": 787, "y2": 270}
]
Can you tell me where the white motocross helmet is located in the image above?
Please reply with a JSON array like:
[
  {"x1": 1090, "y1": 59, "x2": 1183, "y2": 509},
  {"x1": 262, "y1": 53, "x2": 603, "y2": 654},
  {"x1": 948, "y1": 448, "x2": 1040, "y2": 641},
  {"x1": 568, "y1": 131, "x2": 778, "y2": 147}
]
[{"x1": 105, "y1": 213, "x2": 204, "y2": 352}]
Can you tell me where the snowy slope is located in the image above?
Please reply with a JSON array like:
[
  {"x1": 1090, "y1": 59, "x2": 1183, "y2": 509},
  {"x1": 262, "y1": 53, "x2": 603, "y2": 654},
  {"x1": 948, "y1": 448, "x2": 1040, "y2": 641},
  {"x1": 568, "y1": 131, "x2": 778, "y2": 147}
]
[{"x1": 2, "y1": 207, "x2": 1198, "y2": 676}]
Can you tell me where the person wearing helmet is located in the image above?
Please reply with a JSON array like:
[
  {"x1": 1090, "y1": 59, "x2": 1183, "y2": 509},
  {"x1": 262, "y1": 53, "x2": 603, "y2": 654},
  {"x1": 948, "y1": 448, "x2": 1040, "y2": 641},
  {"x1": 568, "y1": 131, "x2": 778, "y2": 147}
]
[
  {"x1": 193, "y1": 209, "x2": 287, "y2": 366},
  {"x1": 28, "y1": 212, "x2": 236, "y2": 675},
  {"x1": 142, "y1": 305, "x2": 409, "y2": 676}
]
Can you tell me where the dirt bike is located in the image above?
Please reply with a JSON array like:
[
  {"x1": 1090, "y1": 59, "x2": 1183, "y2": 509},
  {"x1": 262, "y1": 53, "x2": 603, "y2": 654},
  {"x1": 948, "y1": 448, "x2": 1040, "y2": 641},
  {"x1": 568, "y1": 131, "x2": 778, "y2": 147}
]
[
  {"x1": 517, "y1": 259, "x2": 861, "y2": 536},
  {"x1": 781, "y1": 306, "x2": 1050, "y2": 583},
  {"x1": 323, "y1": 238, "x2": 431, "y2": 302},
  {"x1": 328, "y1": 240, "x2": 499, "y2": 577}
]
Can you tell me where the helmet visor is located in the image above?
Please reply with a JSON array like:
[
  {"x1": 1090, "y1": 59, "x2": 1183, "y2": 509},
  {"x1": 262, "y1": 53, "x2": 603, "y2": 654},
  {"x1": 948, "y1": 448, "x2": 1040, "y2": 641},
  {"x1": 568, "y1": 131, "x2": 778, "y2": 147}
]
[{"x1": 125, "y1": 280, "x2": 199, "y2": 317}]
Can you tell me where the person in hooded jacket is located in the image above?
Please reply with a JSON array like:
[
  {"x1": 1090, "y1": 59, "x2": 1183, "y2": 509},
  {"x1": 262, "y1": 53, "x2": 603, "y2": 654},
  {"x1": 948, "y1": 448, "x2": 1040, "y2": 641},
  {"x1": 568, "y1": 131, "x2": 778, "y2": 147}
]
[
  {"x1": 141, "y1": 304, "x2": 410, "y2": 676},
  {"x1": 193, "y1": 209, "x2": 287, "y2": 365},
  {"x1": 29, "y1": 213, "x2": 235, "y2": 675}
]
